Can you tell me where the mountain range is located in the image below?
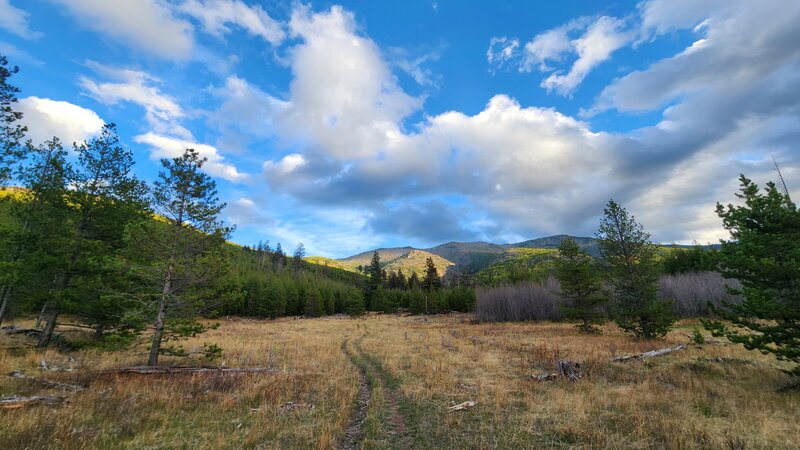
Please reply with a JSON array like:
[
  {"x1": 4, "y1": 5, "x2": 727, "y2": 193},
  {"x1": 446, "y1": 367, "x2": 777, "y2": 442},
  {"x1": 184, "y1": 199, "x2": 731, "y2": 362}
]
[{"x1": 321, "y1": 235, "x2": 600, "y2": 279}]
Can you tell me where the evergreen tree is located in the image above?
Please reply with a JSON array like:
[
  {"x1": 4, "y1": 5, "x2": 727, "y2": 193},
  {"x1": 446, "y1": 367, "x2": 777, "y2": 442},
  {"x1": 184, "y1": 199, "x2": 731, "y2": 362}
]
[
  {"x1": 293, "y1": 242, "x2": 305, "y2": 272},
  {"x1": 0, "y1": 55, "x2": 26, "y2": 186},
  {"x1": 1, "y1": 139, "x2": 71, "y2": 328},
  {"x1": 554, "y1": 238, "x2": 607, "y2": 333},
  {"x1": 422, "y1": 257, "x2": 441, "y2": 291},
  {"x1": 144, "y1": 149, "x2": 230, "y2": 365},
  {"x1": 408, "y1": 271, "x2": 420, "y2": 290},
  {"x1": 597, "y1": 199, "x2": 673, "y2": 339},
  {"x1": 396, "y1": 268, "x2": 407, "y2": 290},
  {"x1": 364, "y1": 251, "x2": 382, "y2": 309},
  {"x1": 273, "y1": 242, "x2": 285, "y2": 270},
  {"x1": 704, "y1": 175, "x2": 800, "y2": 376},
  {"x1": 38, "y1": 124, "x2": 148, "y2": 347}
]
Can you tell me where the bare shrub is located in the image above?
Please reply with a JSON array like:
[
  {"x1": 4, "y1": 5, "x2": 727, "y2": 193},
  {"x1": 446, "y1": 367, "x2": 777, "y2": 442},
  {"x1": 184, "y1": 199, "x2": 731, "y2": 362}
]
[
  {"x1": 658, "y1": 271, "x2": 741, "y2": 317},
  {"x1": 476, "y1": 276, "x2": 563, "y2": 322}
]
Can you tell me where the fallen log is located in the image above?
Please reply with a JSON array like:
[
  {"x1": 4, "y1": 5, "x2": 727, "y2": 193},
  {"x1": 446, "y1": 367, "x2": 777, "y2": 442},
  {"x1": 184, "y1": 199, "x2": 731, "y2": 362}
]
[
  {"x1": 97, "y1": 365, "x2": 281, "y2": 375},
  {"x1": 611, "y1": 345, "x2": 687, "y2": 363},
  {"x1": 449, "y1": 400, "x2": 476, "y2": 412},
  {"x1": 531, "y1": 373, "x2": 558, "y2": 382},
  {"x1": 0, "y1": 395, "x2": 67, "y2": 409},
  {"x1": 8, "y1": 371, "x2": 85, "y2": 391}
]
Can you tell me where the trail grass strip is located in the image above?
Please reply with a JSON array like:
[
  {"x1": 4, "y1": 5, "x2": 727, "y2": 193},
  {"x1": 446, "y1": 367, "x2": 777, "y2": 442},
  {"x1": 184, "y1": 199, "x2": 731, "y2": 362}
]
[
  {"x1": 340, "y1": 338, "x2": 372, "y2": 450},
  {"x1": 353, "y1": 337, "x2": 414, "y2": 450}
]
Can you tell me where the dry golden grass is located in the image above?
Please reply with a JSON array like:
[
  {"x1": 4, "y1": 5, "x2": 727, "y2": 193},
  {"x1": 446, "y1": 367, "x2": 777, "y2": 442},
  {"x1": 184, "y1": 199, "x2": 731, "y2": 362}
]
[{"x1": 1, "y1": 315, "x2": 799, "y2": 449}]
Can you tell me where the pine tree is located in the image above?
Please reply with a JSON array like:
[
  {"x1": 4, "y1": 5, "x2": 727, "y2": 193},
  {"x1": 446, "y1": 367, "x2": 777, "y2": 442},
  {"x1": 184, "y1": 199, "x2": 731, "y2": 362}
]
[
  {"x1": 554, "y1": 238, "x2": 607, "y2": 333},
  {"x1": 144, "y1": 149, "x2": 230, "y2": 366},
  {"x1": 37, "y1": 124, "x2": 148, "y2": 347},
  {"x1": 423, "y1": 257, "x2": 441, "y2": 291},
  {"x1": 293, "y1": 242, "x2": 305, "y2": 272},
  {"x1": 703, "y1": 175, "x2": 800, "y2": 376},
  {"x1": 597, "y1": 199, "x2": 673, "y2": 339},
  {"x1": 0, "y1": 139, "x2": 71, "y2": 328},
  {"x1": 0, "y1": 55, "x2": 26, "y2": 186},
  {"x1": 364, "y1": 251, "x2": 382, "y2": 309}
]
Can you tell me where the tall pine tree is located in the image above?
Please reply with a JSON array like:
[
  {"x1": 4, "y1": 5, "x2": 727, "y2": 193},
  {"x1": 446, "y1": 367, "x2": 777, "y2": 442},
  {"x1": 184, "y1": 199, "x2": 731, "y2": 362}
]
[
  {"x1": 0, "y1": 55, "x2": 26, "y2": 186},
  {"x1": 144, "y1": 149, "x2": 230, "y2": 365},
  {"x1": 597, "y1": 199, "x2": 673, "y2": 339},
  {"x1": 704, "y1": 175, "x2": 800, "y2": 376}
]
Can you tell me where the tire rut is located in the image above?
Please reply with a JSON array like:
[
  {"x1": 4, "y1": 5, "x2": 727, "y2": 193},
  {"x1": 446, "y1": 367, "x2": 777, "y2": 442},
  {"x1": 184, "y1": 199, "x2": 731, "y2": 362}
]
[
  {"x1": 353, "y1": 339, "x2": 413, "y2": 450},
  {"x1": 340, "y1": 338, "x2": 372, "y2": 450}
]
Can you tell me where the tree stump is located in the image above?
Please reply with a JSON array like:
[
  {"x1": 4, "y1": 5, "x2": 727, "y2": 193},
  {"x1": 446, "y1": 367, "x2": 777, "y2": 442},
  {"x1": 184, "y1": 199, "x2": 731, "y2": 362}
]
[{"x1": 556, "y1": 360, "x2": 581, "y2": 383}]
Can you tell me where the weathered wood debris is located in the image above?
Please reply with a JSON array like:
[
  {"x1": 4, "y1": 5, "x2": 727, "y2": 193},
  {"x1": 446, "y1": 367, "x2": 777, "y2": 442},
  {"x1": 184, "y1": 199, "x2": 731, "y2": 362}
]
[
  {"x1": 0, "y1": 395, "x2": 67, "y2": 409},
  {"x1": 8, "y1": 370, "x2": 85, "y2": 391},
  {"x1": 96, "y1": 365, "x2": 281, "y2": 375},
  {"x1": 532, "y1": 360, "x2": 581, "y2": 383},
  {"x1": 449, "y1": 400, "x2": 476, "y2": 412},
  {"x1": 611, "y1": 345, "x2": 687, "y2": 363}
]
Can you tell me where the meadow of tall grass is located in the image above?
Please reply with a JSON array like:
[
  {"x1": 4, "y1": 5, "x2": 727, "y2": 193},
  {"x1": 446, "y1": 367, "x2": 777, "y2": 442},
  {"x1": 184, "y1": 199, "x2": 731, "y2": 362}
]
[{"x1": 1, "y1": 311, "x2": 797, "y2": 449}]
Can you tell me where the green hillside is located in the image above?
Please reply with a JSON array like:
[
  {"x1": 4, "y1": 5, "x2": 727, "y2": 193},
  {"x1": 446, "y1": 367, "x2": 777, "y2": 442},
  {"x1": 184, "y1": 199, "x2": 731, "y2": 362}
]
[
  {"x1": 336, "y1": 247, "x2": 454, "y2": 277},
  {"x1": 473, "y1": 247, "x2": 559, "y2": 285}
]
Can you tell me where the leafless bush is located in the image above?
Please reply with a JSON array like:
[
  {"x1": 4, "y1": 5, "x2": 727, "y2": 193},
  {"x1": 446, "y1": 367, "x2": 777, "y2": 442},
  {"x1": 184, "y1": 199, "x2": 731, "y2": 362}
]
[
  {"x1": 476, "y1": 271, "x2": 741, "y2": 322},
  {"x1": 658, "y1": 271, "x2": 741, "y2": 317},
  {"x1": 476, "y1": 276, "x2": 563, "y2": 322}
]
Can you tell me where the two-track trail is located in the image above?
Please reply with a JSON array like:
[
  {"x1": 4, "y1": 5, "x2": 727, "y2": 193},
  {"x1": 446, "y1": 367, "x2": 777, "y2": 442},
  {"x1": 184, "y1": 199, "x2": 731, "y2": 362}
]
[{"x1": 340, "y1": 330, "x2": 413, "y2": 450}]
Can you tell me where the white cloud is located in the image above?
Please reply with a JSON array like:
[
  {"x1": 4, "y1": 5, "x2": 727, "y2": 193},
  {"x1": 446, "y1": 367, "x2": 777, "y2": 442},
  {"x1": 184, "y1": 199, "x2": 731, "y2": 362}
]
[
  {"x1": 540, "y1": 16, "x2": 631, "y2": 95},
  {"x1": 263, "y1": 153, "x2": 306, "y2": 175},
  {"x1": 276, "y1": 5, "x2": 422, "y2": 159},
  {"x1": 520, "y1": 18, "x2": 587, "y2": 72},
  {"x1": 17, "y1": 97, "x2": 104, "y2": 145},
  {"x1": 179, "y1": 0, "x2": 284, "y2": 45},
  {"x1": 79, "y1": 63, "x2": 191, "y2": 139},
  {"x1": 486, "y1": 37, "x2": 519, "y2": 71},
  {"x1": 50, "y1": 0, "x2": 194, "y2": 59},
  {"x1": 0, "y1": 0, "x2": 41, "y2": 39},
  {"x1": 135, "y1": 132, "x2": 248, "y2": 183},
  {"x1": 493, "y1": 15, "x2": 631, "y2": 95}
]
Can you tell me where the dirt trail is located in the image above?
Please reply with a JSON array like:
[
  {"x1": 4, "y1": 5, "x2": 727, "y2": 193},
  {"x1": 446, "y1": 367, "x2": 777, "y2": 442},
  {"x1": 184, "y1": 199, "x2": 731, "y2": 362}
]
[
  {"x1": 353, "y1": 338, "x2": 413, "y2": 449},
  {"x1": 340, "y1": 339, "x2": 371, "y2": 450}
]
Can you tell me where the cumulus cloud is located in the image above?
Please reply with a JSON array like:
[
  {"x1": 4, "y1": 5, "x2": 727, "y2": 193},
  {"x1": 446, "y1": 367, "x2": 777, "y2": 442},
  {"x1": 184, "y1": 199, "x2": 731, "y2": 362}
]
[
  {"x1": 79, "y1": 62, "x2": 191, "y2": 139},
  {"x1": 50, "y1": 0, "x2": 194, "y2": 60},
  {"x1": 17, "y1": 97, "x2": 104, "y2": 145},
  {"x1": 276, "y1": 5, "x2": 422, "y2": 159},
  {"x1": 220, "y1": 1, "x2": 799, "y2": 250},
  {"x1": 135, "y1": 132, "x2": 248, "y2": 183},
  {"x1": 178, "y1": 0, "x2": 284, "y2": 45},
  {"x1": 0, "y1": 0, "x2": 41, "y2": 39}
]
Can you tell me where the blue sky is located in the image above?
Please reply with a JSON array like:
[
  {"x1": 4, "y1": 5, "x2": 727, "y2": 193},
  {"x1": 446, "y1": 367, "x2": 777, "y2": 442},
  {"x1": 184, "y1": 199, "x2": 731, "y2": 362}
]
[{"x1": 1, "y1": 0, "x2": 798, "y2": 257}]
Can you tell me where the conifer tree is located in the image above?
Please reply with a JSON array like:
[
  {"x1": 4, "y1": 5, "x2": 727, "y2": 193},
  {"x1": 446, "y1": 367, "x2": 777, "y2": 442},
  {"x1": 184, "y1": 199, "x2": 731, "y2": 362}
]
[
  {"x1": 422, "y1": 257, "x2": 441, "y2": 291},
  {"x1": 554, "y1": 237, "x2": 606, "y2": 332},
  {"x1": 597, "y1": 199, "x2": 673, "y2": 339},
  {"x1": 704, "y1": 175, "x2": 800, "y2": 376},
  {"x1": 38, "y1": 124, "x2": 148, "y2": 347},
  {"x1": 364, "y1": 251, "x2": 382, "y2": 309},
  {"x1": 1, "y1": 139, "x2": 71, "y2": 328},
  {"x1": 144, "y1": 149, "x2": 230, "y2": 365},
  {"x1": 293, "y1": 242, "x2": 305, "y2": 272},
  {"x1": 0, "y1": 55, "x2": 26, "y2": 186}
]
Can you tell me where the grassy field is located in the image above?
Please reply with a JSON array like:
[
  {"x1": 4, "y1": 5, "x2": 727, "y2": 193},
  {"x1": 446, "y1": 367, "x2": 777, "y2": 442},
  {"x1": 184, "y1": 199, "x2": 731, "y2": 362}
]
[{"x1": 1, "y1": 315, "x2": 798, "y2": 449}]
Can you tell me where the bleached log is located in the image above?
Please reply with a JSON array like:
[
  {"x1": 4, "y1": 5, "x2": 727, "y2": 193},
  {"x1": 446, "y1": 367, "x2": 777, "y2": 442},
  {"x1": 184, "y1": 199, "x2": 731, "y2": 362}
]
[
  {"x1": 8, "y1": 371, "x2": 85, "y2": 391},
  {"x1": 449, "y1": 400, "x2": 476, "y2": 412},
  {"x1": 611, "y1": 345, "x2": 687, "y2": 362},
  {"x1": 99, "y1": 365, "x2": 281, "y2": 375},
  {"x1": 530, "y1": 373, "x2": 558, "y2": 382},
  {"x1": 0, "y1": 395, "x2": 67, "y2": 409}
]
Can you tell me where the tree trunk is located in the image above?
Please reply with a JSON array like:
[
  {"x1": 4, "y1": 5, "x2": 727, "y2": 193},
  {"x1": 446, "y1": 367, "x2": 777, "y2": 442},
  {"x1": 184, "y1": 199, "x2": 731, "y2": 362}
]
[
  {"x1": 0, "y1": 284, "x2": 12, "y2": 328},
  {"x1": 35, "y1": 303, "x2": 47, "y2": 328},
  {"x1": 37, "y1": 307, "x2": 59, "y2": 347},
  {"x1": 148, "y1": 261, "x2": 173, "y2": 366}
]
